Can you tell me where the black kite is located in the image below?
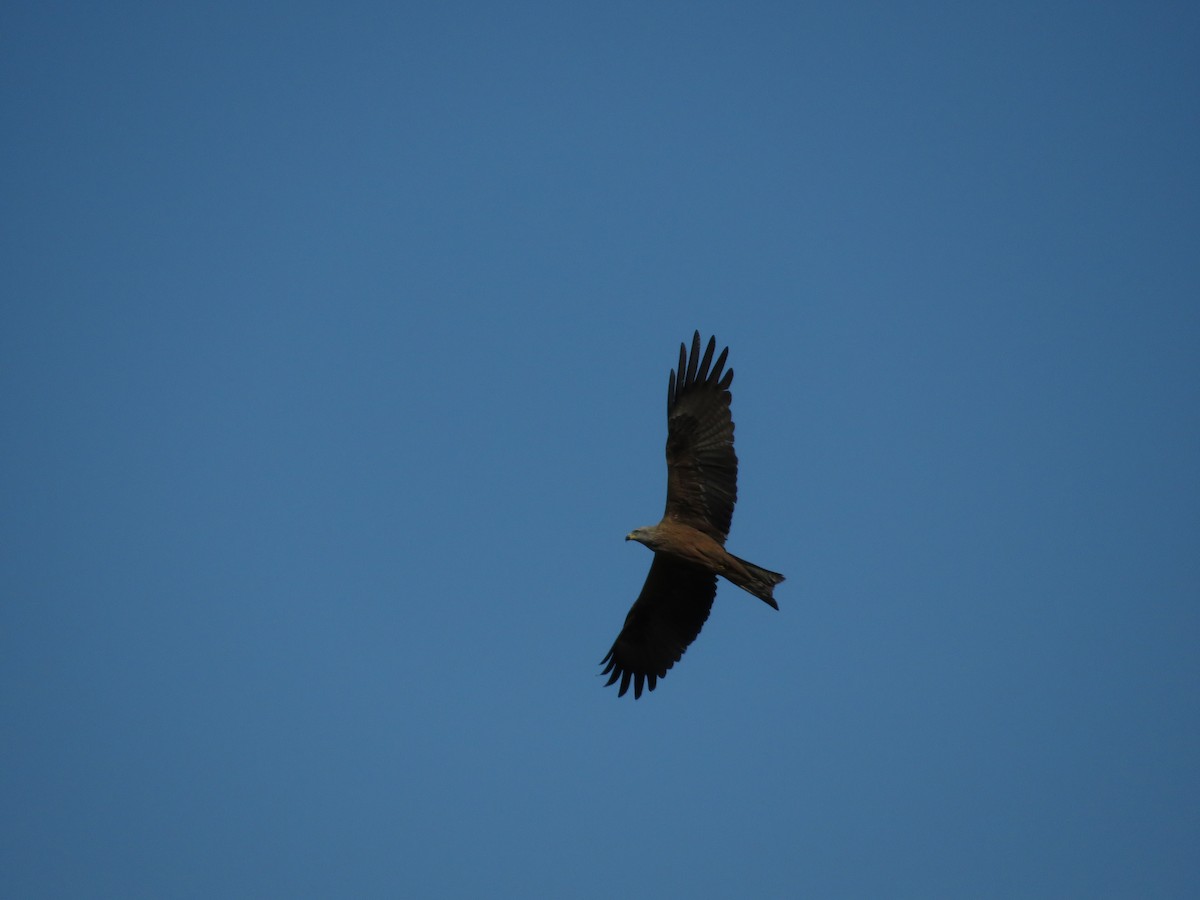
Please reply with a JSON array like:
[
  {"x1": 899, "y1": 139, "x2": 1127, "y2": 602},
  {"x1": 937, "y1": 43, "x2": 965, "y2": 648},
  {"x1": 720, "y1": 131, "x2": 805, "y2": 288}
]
[{"x1": 600, "y1": 332, "x2": 784, "y2": 698}]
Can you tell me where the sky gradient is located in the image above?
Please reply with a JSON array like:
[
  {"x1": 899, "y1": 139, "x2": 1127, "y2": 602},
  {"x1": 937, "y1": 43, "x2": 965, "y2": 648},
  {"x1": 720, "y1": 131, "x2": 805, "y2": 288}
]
[{"x1": 3, "y1": 2, "x2": 1198, "y2": 897}]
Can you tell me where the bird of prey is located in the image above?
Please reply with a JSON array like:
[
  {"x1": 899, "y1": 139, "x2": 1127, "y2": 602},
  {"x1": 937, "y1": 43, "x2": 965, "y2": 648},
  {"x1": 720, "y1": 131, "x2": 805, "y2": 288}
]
[{"x1": 600, "y1": 332, "x2": 784, "y2": 698}]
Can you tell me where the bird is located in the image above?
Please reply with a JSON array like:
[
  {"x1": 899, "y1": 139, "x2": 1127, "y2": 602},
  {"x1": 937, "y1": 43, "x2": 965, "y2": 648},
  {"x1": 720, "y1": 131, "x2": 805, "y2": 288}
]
[{"x1": 600, "y1": 331, "x2": 784, "y2": 698}]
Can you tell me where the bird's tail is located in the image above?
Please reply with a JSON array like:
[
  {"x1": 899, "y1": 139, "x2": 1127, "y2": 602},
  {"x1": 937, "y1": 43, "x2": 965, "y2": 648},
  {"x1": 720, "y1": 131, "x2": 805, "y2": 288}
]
[{"x1": 727, "y1": 553, "x2": 785, "y2": 610}]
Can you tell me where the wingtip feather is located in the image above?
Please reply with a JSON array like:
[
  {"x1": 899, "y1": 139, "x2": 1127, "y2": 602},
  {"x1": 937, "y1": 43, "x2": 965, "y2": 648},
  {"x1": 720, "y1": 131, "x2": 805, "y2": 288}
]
[{"x1": 684, "y1": 332, "x2": 701, "y2": 386}]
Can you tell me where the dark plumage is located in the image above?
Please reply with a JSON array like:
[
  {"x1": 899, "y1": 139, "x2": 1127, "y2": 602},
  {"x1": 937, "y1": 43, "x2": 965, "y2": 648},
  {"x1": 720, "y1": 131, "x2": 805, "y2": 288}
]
[{"x1": 600, "y1": 332, "x2": 784, "y2": 698}]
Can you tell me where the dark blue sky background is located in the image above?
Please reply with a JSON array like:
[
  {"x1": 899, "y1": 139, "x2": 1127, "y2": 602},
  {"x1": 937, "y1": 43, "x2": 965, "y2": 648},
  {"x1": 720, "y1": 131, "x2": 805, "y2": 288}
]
[{"x1": 3, "y1": 2, "x2": 1198, "y2": 897}]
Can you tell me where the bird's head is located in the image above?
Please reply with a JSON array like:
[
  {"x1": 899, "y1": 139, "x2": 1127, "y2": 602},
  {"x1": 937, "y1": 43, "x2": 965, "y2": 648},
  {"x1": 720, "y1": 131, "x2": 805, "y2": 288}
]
[{"x1": 625, "y1": 526, "x2": 658, "y2": 549}]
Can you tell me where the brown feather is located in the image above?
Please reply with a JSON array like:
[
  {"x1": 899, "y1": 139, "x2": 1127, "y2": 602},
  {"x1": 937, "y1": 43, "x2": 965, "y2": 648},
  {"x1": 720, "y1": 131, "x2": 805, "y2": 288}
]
[
  {"x1": 600, "y1": 332, "x2": 783, "y2": 699},
  {"x1": 664, "y1": 332, "x2": 738, "y2": 542},
  {"x1": 599, "y1": 556, "x2": 717, "y2": 699}
]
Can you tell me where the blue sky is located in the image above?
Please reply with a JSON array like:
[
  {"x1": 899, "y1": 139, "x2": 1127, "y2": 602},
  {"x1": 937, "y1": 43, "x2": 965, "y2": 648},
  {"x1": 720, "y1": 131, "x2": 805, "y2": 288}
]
[{"x1": 3, "y1": 2, "x2": 1198, "y2": 897}]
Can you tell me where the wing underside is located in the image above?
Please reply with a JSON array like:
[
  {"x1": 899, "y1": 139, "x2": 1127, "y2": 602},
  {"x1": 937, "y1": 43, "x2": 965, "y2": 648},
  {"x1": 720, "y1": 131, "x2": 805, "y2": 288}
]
[{"x1": 600, "y1": 555, "x2": 717, "y2": 698}]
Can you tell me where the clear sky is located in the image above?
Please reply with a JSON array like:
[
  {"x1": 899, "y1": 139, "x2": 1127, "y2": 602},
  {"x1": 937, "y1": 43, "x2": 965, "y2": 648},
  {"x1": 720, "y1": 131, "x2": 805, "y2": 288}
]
[{"x1": 3, "y1": 2, "x2": 1198, "y2": 897}]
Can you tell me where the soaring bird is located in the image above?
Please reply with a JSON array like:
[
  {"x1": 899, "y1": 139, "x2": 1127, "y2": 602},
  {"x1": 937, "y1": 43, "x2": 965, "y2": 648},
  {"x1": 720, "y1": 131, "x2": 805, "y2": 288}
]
[{"x1": 601, "y1": 332, "x2": 784, "y2": 698}]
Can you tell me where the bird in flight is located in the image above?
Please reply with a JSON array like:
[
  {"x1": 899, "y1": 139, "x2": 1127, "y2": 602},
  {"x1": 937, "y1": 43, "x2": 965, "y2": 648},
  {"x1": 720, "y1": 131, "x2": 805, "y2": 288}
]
[{"x1": 601, "y1": 332, "x2": 784, "y2": 698}]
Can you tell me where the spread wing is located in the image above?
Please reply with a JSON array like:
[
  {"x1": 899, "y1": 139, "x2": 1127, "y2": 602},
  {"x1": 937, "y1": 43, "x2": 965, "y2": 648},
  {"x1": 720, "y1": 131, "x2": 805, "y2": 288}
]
[
  {"x1": 664, "y1": 332, "x2": 737, "y2": 543},
  {"x1": 599, "y1": 555, "x2": 717, "y2": 699}
]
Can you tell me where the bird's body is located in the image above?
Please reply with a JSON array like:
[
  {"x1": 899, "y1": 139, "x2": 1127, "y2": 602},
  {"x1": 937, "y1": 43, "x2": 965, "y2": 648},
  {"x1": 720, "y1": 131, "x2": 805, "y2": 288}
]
[
  {"x1": 626, "y1": 521, "x2": 781, "y2": 609},
  {"x1": 601, "y1": 332, "x2": 784, "y2": 698}
]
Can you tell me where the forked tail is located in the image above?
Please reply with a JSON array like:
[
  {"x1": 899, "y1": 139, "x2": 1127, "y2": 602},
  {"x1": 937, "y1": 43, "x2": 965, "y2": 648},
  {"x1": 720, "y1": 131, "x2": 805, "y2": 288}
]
[{"x1": 728, "y1": 553, "x2": 785, "y2": 610}]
